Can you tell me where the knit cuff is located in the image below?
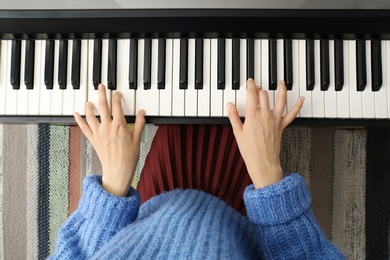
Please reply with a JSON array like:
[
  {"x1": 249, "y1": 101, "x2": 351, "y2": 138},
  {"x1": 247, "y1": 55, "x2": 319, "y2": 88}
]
[
  {"x1": 244, "y1": 173, "x2": 311, "y2": 225},
  {"x1": 78, "y1": 175, "x2": 141, "y2": 230}
]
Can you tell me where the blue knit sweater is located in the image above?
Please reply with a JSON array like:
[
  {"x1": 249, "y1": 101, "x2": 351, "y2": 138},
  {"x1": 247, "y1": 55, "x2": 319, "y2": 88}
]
[{"x1": 49, "y1": 173, "x2": 345, "y2": 259}]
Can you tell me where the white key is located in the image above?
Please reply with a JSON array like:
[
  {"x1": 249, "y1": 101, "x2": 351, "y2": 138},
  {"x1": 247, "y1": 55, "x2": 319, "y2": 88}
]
[
  {"x1": 87, "y1": 39, "x2": 98, "y2": 114},
  {"x1": 0, "y1": 40, "x2": 7, "y2": 114},
  {"x1": 172, "y1": 39, "x2": 185, "y2": 116},
  {"x1": 236, "y1": 39, "x2": 246, "y2": 117},
  {"x1": 298, "y1": 40, "x2": 312, "y2": 117},
  {"x1": 376, "y1": 41, "x2": 388, "y2": 118},
  {"x1": 101, "y1": 39, "x2": 112, "y2": 112},
  {"x1": 185, "y1": 39, "x2": 197, "y2": 116},
  {"x1": 160, "y1": 39, "x2": 173, "y2": 116},
  {"x1": 362, "y1": 40, "x2": 375, "y2": 118},
  {"x1": 198, "y1": 39, "x2": 211, "y2": 117},
  {"x1": 337, "y1": 40, "x2": 350, "y2": 118},
  {"x1": 210, "y1": 39, "x2": 223, "y2": 117},
  {"x1": 135, "y1": 39, "x2": 149, "y2": 114},
  {"x1": 116, "y1": 39, "x2": 135, "y2": 116},
  {"x1": 63, "y1": 40, "x2": 75, "y2": 115},
  {"x1": 223, "y1": 39, "x2": 235, "y2": 116},
  {"x1": 40, "y1": 40, "x2": 52, "y2": 115},
  {"x1": 28, "y1": 40, "x2": 42, "y2": 115},
  {"x1": 148, "y1": 39, "x2": 160, "y2": 116},
  {"x1": 275, "y1": 39, "x2": 285, "y2": 114},
  {"x1": 324, "y1": 40, "x2": 337, "y2": 118},
  {"x1": 6, "y1": 40, "x2": 18, "y2": 115},
  {"x1": 254, "y1": 39, "x2": 261, "y2": 86},
  {"x1": 261, "y1": 40, "x2": 274, "y2": 110},
  {"x1": 312, "y1": 40, "x2": 325, "y2": 117},
  {"x1": 17, "y1": 40, "x2": 28, "y2": 115},
  {"x1": 74, "y1": 39, "x2": 88, "y2": 115},
  {"x1": 349, "y1": 40, "x2": 362, "y2": 118},
  {"x1": 288, "y1": 39, "x2": 300, "y2": 116},
  {"x1": 51, "y1": 40, "x2": 63, "y2": 115}
]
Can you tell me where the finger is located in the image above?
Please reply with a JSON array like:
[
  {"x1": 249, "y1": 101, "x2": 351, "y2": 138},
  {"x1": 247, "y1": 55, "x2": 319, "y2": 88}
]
[
  {"x1": 132, "y1": 109, "x2": 146, "y2": 142},
  {"x1": 74, "y1": 112, "x2": 93, "y2": 140},
  {"x1": 98, "y1": 84, "x2": 111, "y2": 123},
  {"x1": 246, "y1": 78, "x2": 259, "y2": 110},
  {"x1": 258, "y1": 90, "x2": 270, "y2": 110},
  {"x1": 273, "y1": 80, "x2": 287, "y2": 117},
  {"x1": 281, "y1": 96, "x2": 305, "y2": 129},
  {"x1": 111, "y1": 91, "x2": 126, "y2": 125},
  {"x1": 85, "y1": 102, "x2": 100, "y2": 132},
  {"x1": 227, "y1": 102, "x2": 243, "y2": 135}
]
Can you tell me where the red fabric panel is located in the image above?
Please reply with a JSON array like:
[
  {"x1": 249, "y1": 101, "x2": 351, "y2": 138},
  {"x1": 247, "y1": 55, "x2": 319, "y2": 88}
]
[{"x1": 137, "y1": 125, "x2": 252, "y2": 215}]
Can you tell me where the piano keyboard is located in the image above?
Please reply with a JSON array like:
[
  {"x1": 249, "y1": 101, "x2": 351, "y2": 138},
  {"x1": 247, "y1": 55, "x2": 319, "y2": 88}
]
[{"x1": 0, "y1": 38, "x2": 390, "y2": 123}]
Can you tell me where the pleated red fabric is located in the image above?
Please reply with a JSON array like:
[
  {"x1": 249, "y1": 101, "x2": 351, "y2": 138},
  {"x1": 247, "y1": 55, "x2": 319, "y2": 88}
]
[{"x1": 137, "y1": 125, "x2": 252, "y2": 215}]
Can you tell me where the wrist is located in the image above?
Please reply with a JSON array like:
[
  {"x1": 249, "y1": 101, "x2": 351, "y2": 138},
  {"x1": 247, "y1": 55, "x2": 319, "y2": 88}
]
[
  {"x1": 102, "y1": 169, "x2": 135, "y2": 197},
  {"x1": 247, "y1": 164, "x2": 283, "y2": 189}
]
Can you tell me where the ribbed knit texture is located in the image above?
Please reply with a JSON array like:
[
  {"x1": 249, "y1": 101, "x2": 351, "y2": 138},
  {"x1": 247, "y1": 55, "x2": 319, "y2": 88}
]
[{"x1": 49, "y1": 173, "x2": 345, "y2": 259}]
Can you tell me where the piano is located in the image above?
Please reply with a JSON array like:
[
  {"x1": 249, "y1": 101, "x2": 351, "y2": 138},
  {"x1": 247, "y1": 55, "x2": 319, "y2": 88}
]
[{"x1": 1, "y1": 0, "x2": 390, "y2": 126}]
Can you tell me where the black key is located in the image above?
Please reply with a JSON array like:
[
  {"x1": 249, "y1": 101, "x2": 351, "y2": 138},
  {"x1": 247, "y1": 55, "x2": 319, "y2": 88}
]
[
  {"x1": 217, "y1": 38, "x2": 225, "y2": 89},
  {"x1": 195, "y1": 38, "x2": 203, "y2": 89},
  {"x1": 10, "y1": 39, "x2": 21, "y2": 89},
  {"x1": 24, "y1": 39, "x2": 35, "y2": 89},
  {"x1": 58, "y1": 39, "x2": 68, "y2": 90},
  {"x1": 284, "y1": 39, "x2": 293, "y2": 90},
  {"x1": 371, "y1": 39, "x2": 382, "y2": 91},
  {"x1": 179, "y1": 38, "x2": 188, "y2": 89},
  {"x1": 232, "y1": 38, "x2": 240, "y2": 90},
  {"x1": 320, "y1": 40, "x2": 330, "y2": 91},
  {"x1": 129, "y1": 38, "x2": 137, "y2": 89},
  {"x1": 71, "y1": 39, "x2": 81, "y2": 89},
  {"x1": 269, "y1": 38, "x2": 277, "y2": 90},
  {"x1": 107, "y1": 39, "x2": 117, "y2": 90},
  {"x1": 306, "y1": 39, "x2": 315, "y2": 90},
  {"x1": 44, "y1": 39, "x2": 54, "y2": 89},
  {"x1": 92, "y1": 39, "x2": 102, "y2": 90},
  {"x1": 143, "y1": 38, "x2": 151, "y2": 90},
  {"x1": 334, "y1": 39, "x2": 344, "y2": 91},
  {"x1": 356, "y1": 39, "x2": 367, "y2": 91},
  {"x1": 157, "y1": 38, "x2": 166, "y2": 89},
  {"x1": 247, "y1": 38, "x2": 254, "y2": 80}
]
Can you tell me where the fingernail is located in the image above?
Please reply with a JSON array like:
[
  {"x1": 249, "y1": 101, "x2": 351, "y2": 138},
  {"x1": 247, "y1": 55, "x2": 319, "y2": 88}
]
[
  {"x1": 248, "y1": 78, "x2": 254, "y2": 82},
  {"x1": 226, "y1": 103, "x2": 233, "y2": 111},
  {"x1": 301, "y1": 96, "x2": 305, "y2": 102},
  {"x1": 280, "y1": 80, "x2": 286, "y2": 86},
  {"x1": 138, "y1": 109, "x2": 145, "y2": 116}
]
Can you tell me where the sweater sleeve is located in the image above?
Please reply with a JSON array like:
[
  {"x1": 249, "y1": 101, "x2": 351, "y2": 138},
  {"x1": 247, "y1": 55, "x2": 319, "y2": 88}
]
[
  {"x1": 49, "y1": 175, "x2": 141, "y2": 259},
  {"x1": 243, "y1": 173, "x2": 345, "y2": 260}
]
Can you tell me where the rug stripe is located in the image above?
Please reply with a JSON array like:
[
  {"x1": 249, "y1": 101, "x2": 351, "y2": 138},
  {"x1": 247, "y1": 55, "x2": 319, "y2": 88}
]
[
  {"x1": 133, "y1": 125, "x2": 158, "y2": 188},
  {"x1": 310, "y1": 128, "x2": 334, "y2": 240},
  {"x1": 332, "y1": 129, "x2": 366, "y2": 259},
  {"x1": 26, "y1": 125, "x2": 39, "y2": 260},
  {"x1": 69, "y1": 126, "x2": 81, "y2": 216},
  {"x1": 38, "y1": 125, "x2": 50, "y2": 259},
  {"x1": 48, "y1": 126, "x2": 69, "y2": 254},
  {"x1": 79, "y1": 129, "x2": 87, "y2": 189},
  {"x1": 366, "y1": 128, "x2": 390, "y2": 259},
  {"x1": 280, "y1": 127, "x2": 312, "y2": 190},
  {"x1": 0, "y1": 124, "x2": 3, "y2": 260},
  {"x1": 3, "y1": 125, "x2": 28, "y2": 259}
]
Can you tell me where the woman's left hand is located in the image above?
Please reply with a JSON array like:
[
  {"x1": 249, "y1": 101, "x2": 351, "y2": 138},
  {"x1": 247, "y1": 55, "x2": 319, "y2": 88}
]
[{"x1": 74, "y1": 84, "x2": 146, "y2": 197}]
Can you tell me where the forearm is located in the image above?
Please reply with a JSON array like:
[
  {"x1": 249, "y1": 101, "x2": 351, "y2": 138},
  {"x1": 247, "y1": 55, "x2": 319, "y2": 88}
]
[{"x1": 244, "y1": 173, "x2": 345, "y2": 259}]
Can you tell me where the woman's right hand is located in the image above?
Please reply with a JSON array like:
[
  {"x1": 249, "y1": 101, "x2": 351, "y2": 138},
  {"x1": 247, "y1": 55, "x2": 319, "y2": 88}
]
[{"x1": 227, "y1": 79, "x2": 304, "y2": 189}]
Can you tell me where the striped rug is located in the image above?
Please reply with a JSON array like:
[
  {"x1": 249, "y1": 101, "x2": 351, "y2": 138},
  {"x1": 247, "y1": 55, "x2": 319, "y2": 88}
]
[{"x1": 0, "y1": 125, "x2": 389, "y2": 260}]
